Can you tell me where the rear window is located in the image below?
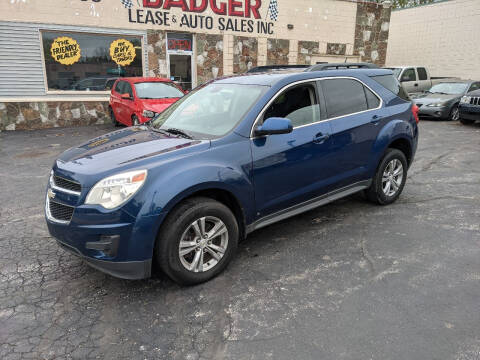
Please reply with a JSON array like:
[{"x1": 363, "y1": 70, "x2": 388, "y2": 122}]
[
  {"x1": 322, "y1": 79, "x2": 368, "y2": 118},
  {"x1": 417, "y1": 67, "x2": 428, "y2": 81},
  {"x1": 370, "y1": 75, "x2": 410, "y2": 101}
]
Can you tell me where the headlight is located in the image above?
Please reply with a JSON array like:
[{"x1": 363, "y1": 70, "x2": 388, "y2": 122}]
[
  {"x1": 460, "y1": 96, "x2": 471, "y2": 104},
  {"x1": 427, "y1": 103, "x2": 445, "y2": 107},
  {"x1": 142, "y1": 110, "x2": 156, "y2": 118},
  {"x1": 85, "y1": 170, "x2": 147, "y2": 209}
]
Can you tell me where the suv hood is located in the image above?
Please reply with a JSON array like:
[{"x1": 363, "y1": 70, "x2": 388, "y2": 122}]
[{"x1": 54, "y1": 126, "x2": 208, "y2": 184}]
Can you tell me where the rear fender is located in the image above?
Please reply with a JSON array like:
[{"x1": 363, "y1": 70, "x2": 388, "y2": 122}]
[{"x1": 369, "y1": 119, "x2": 415, "y2": 175}]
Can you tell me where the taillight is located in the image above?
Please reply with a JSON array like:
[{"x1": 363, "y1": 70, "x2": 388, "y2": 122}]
[{"x1": 412, "y1": 104, "x2": 420, "y2": 124}]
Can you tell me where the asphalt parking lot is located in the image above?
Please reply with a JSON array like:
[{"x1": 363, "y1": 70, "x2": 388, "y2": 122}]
[{"x1": 1, "y1": 120, "x2": 479, "y2": 360}]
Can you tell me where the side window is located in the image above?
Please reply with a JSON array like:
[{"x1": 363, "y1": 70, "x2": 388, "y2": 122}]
[
  {"x1": 123, "y1": 82, "x2": 134, "y2": 97},
  {"x1": 401, "y1": 68, "x2": 417, "y2": 82},
  {"x1": 417, "y1": 67, "x2": 428, "y2": 81},
  {"x1": 322, "y1": 79, "x2": 368, "y2": 118},
  {"x1": 114, "y1": 81, "x2": 125, "y2": 94},
  {"x1": 468, "y1": 82, "x2": 480, "y2": 92},
  {"x1": 364, "y1": 87, "x2": 380, "y2": 109},
  {"x1": 263, "y1": 83, "x2": 320, "y2": 127}
]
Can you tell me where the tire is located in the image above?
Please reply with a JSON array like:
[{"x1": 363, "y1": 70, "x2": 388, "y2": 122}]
[
  {"x1": 365, "y1": 148, "x2": 408, "y2": 205},
  {"x1": 459, "y1": 118, "x2": 475, "y2": 125},
  {"x1": 110, "y1": 108, "x2": 120, "y2": 127},
  {"x1": 448, "y1": 104, "x2": 460, "y2": 121},
  {"x1": 155, "y1": 197, "x2": 239, "y2": 285},
  {"x1": 132, "y1": 115, "x2": 140, "y2": 126}
]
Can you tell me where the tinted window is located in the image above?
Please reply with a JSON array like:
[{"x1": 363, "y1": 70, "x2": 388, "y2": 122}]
[
  {"x1": 417, "y1": 67, "x2": 428, "y2": 81},
  {"x1": 322, "y1": 79, "x2": 368, "y2": 118},
  {"x1": 114, "y1": 81, "x2": 125, "y2": 94},
  {"x1": 370, "y1": 75, "x2": 410, "y2": 101},
  {"x1": 123, "y1": 82, "x2": 133, "y2": 97},
  {"x1": 365, "y1": 87, "x2": 380, "y2": 109},
  {"x1": 263, "y1": 83, "x2": 320, "y2": 127},
  {"x1": 468, "y1": 83, "x2": 480, "y2": 92},
  {"x1": 401, "y1": 68, "x2": 416, "y2": 82}
]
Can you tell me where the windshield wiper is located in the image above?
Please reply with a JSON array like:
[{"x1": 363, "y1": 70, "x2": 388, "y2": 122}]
[{"x1": 163, "y1": 128, "x2": 193, "y2": 139}]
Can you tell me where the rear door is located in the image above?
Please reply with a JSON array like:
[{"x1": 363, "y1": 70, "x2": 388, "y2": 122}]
[
  {"x1": 399, "y1": 68, "x2": 418, "y2": 93},
  {"x1": 320, "y1": 77, "x2": 386, "y2": 188},
  {"x1": 416, "y1": 67, "x2": 430, "y2": 92}
]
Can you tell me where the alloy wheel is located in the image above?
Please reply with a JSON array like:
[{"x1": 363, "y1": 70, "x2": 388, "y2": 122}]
[
  {"x1": 178, "y1": 216, "x2": 229, "y2": 273},
  {"x1": 382, "y1": 159, "x2": 404, "y2": 197},
  {"x1": 451, "y1": 106, "x2": 460, "y2": 121}
]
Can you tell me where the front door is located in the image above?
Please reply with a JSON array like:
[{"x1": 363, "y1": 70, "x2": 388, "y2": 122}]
[{"x1": 251, "y1": 82, "x2": 336, "y2": 218}]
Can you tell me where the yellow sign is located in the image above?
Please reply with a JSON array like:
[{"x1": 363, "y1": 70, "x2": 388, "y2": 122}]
[
  {"x1": 50, "y1": 36, "x2": 81, "y2": 66},
  {"x1": 110, "y1": 39, "x2": 136, "y2": 66}
]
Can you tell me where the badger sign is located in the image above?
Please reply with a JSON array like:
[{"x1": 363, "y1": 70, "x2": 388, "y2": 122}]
[
  {"x1": 50, "y1": 37, "x2": 81, "y2": 66},
  {"x1": 110, "y1": 39, "x2": 136, "y2": 66}
]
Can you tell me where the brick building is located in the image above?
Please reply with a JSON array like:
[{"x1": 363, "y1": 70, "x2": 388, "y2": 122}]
[{"x1": 0, "y1": 0, "x2": 392, "y2": 130}]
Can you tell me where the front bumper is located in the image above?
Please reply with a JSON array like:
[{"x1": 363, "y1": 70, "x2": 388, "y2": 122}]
[
  {"x1": 417, "y1": 105, "x2": 450, "y2": 120},
  {"x1": 459, "y1": 104, "x2": 480, "y2": 121},
  {"x1": 45, "y1": 171, "x2": 159, "y2": 280},
  {"x1": 56, "y1": 239, "x2": 152, "y2": 279}
]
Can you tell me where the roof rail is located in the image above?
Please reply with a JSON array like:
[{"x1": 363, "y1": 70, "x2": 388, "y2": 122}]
[
  {"x1": 246, "y1": 65, "x2": 310, "y2": 73},
  {"x1": 306, "y1": 63, "x2": 379, "y2": 72}
]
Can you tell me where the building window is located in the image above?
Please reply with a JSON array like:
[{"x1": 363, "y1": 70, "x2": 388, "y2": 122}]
[{"x1": 41, "y1": 31, "x2": 143, "y2": 92}]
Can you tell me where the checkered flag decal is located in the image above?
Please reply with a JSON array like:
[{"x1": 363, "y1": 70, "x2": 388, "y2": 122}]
[
  {"x1": 268, "y1": 0, "x2": 278, "y2": 21},
  {"x1": 120, "y1": 0, "x2": 134, "y2": 9}
]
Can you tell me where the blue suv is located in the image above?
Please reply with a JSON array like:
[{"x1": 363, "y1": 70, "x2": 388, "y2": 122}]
[{"x1": 45, "y1": 66, "x2": 419, "y2": 285}]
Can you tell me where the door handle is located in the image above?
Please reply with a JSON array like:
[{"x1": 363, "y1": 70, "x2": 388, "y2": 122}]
[
  {"x1": 414, "y1": 83, "x2": 419, "y2": 87},
  {"x1": 370, "y1": 114, "x2": 382, "y2": 124},
  {"x1": 313, "y1": 132, "x2": 330, "y2": 144}
]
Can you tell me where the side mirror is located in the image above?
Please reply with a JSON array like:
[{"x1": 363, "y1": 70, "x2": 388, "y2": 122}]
[
  {"x1": 254, "y1": 117, "x2": 293, "y2": 137},
  {"x1": 121, "y1": 93, "x2": 133, "y2": 100}
]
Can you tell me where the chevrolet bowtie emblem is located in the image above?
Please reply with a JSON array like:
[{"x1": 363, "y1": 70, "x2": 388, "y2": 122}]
[{"x1": 48, "y1": 189, "x2": 56, "y2": 199}]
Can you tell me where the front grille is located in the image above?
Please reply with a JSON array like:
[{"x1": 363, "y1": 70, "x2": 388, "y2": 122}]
[
  {"x1": 53, "y1": 175, "x2": 81, "y2": 193},
  {"x1": 48, "y1": 200, "x2": 74, "y2": 222},
  {"x1": 470, "y1": 97, "x2": 480, "y2": 106}
]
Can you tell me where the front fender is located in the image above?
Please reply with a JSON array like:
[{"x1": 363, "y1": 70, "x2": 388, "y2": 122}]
[{"x1": 369, "y1": 119, "x2": 415, "y2": 174}]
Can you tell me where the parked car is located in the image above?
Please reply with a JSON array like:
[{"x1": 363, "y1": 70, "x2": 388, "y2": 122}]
[
  {"x1": 45, "y1": 67, "x2": 418, "y2": 285},
  {"x1": 109, "y1": 77, "x2": 185, "y2": 126},
  {"x1": 385, "y1": 66, "x2": 456, "y2": 94},
  {"x1": 459, "y1": 89, "x2": 480, "y2": 125},
  {"x1": 412, "y1": 80, "x2": 480, "y2": 121},
  {"x1": 71, "y1": 77, "x2": 118, "y2": 91}
]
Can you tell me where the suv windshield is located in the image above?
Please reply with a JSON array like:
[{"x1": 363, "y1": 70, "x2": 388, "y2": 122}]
[
  {"x1": 134, "y1": 82, "x2": 185, "y2": 99},
  {"x1": 428, "y1": 83, "x2": 468, "y2": 95},
  {"x1": 150, "y1": 83, "x2": 267, "y2": 139}
]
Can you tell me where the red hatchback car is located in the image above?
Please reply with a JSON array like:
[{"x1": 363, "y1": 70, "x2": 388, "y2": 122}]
[{"x1": 109, "y1": 77, "x2": 185, "y2": 126}]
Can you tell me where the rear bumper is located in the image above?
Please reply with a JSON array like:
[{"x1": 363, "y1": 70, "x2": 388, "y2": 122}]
[{"x1": 56, "y1": 239, "x2": 152, "y2": 279}]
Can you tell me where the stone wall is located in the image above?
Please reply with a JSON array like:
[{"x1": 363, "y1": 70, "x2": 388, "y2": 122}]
[
  {"x1": 196, "y1": 34, "x2": 224, "y2": 85},
  {"x1": 147, "y1": 30, "x2": 168, "y2": 78},
  {"x1": 297, "y1": 41, "x2": 319, "y2": 65},
  {"x1": 326, "y1": 43, "x2": 347, "y2": 56},
  {"x1": 232, "y1": 36, "x2": 258, "y2": 74},
  {"x1": 267, "y1": 39, "x2": 290, "y2": 66},
  {"x1": 353, "y1": 2, "x2": 391, "y2": 66},
  {"x1": 0, "y1": 102, "x2": 111, "y2": 131}
]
